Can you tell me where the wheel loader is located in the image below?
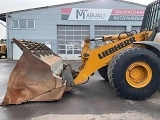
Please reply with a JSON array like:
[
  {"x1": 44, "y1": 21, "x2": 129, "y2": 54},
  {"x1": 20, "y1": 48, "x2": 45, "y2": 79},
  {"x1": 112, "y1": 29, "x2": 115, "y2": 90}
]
[
  {"x1": 1, "y1": 0, "x2": 160, "y2": 105},
  {"x1": 0, "y1": 39, "x2": 7, "y2": 58}
]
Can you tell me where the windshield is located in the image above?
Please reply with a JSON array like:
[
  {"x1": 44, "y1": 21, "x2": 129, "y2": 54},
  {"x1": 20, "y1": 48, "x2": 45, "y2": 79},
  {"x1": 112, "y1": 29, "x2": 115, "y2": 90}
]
[{"x1": 0, "y1": 39, "x2": 7, "y2": 44}]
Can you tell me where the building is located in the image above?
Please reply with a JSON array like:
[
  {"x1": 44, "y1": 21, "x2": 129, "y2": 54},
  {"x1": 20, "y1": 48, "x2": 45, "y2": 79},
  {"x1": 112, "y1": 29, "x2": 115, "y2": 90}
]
[{"x1": 0, "y1": 0, "x2": 146, "y2": 60}]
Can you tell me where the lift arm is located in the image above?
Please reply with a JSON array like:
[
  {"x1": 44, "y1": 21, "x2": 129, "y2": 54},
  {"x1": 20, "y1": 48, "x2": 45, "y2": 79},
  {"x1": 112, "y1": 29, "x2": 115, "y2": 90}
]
[{"x1": 72, "y1": 31, "x2": 152, "y2": 86}]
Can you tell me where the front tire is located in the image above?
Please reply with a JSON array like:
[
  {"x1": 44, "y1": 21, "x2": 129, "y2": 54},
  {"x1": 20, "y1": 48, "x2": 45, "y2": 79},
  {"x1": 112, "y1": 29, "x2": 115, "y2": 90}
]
[{"x1": 108, "y1": 47, "x2": 160, "y2": 100}]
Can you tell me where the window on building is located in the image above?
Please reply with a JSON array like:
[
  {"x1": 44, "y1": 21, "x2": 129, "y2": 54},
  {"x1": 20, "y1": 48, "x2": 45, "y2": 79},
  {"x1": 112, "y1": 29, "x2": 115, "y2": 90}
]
[
  {"x1": 28, "y1": 20, "x2": 35, "y2": 29},
  {"x1": 12, "y1": 19, "x2": 35, "y2": 29},
  {"x1": 19, "y1": 19, "x2": 27, "y2": 28},
  {"x1": 12, "y1": 20, "x2": 18, "y2": 29}
]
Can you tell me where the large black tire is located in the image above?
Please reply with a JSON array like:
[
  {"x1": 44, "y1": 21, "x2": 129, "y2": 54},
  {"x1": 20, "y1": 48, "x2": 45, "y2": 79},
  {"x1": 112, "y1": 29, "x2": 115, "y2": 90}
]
[
  {"x1": 0, "y1": 55, "x2": 2, "y2": 59},
  {"x1": 98, "y1": 65, "x2": 108, "y2": 81},
  {"x1": 108, "y1": 47, "x2": 160, "y2": 100}
]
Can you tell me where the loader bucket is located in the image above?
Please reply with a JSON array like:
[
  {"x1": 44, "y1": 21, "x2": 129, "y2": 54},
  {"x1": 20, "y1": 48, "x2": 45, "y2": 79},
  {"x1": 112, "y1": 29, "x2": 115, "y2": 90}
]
[{"x1": 1, "y1": 38, "x2": 70, "y2": 105}]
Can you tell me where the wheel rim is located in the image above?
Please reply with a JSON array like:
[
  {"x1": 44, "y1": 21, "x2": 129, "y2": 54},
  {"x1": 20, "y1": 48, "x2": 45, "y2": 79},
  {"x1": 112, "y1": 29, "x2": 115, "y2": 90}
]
[{"x1": 126, "y1": 61, "x2": 152, "y2": 88}]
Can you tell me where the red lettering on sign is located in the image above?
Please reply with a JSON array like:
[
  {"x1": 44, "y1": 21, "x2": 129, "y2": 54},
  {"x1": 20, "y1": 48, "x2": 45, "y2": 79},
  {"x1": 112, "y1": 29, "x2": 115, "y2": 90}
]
[{"x1": 111, "y1": 9, "x2": 144, "y2": 15}]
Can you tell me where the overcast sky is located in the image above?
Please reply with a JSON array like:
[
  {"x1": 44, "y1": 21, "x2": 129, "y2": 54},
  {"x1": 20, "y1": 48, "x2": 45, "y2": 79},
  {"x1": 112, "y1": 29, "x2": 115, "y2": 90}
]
[{"x1": 0, "y1": 0, "x2": 154, "y2": 38}]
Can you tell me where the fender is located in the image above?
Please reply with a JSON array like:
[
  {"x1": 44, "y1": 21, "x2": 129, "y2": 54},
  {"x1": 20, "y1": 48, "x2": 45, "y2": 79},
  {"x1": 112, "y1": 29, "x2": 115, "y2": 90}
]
[{"x1": 133, "y1": 41, "x2": 160, "y2": 58}]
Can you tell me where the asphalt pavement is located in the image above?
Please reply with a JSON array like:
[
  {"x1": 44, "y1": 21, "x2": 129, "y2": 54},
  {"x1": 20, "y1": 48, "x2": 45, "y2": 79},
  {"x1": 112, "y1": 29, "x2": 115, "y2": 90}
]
[{"x1": 0, "y1": 59, "x2": 160, "y2": 120}]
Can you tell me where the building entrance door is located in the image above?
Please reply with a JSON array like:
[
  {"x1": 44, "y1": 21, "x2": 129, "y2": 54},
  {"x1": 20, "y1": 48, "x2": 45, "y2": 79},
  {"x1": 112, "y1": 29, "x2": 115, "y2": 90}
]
[
  {"x1": 66, "y1": 45, "x2": 73, "y2": 54},
  {"x1": 65, "y1": 45, "x2": 74, "y2": 59}
]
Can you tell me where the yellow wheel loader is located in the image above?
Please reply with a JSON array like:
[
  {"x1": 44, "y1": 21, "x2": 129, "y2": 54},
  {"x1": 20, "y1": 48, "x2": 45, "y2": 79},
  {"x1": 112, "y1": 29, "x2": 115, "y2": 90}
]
[
  {"x1": 0, "y1": 39, "x2": 7, "y2": 58},
  {"x1": 2, "y1": 0, "x2": 160, "y2": 105}
]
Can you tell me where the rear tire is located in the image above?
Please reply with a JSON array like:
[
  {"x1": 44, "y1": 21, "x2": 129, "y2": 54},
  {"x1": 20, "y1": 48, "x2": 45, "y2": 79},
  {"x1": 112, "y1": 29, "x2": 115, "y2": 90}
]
[
  {"x1": 108, "y1": 47, "x2": 160, "y2": 100},
  {"x1": 98, "y1": 65, "x2": 108, "y2": 81}
]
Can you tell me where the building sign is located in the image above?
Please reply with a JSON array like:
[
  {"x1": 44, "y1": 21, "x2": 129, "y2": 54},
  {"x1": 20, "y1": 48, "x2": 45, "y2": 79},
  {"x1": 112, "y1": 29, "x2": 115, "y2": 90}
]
[{"x1": 61, "y1": 8, "x2": 144, "y2": 21}]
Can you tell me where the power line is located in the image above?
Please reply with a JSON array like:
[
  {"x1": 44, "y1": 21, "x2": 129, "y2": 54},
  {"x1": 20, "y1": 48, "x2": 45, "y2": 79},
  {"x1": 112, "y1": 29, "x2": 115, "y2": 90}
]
[{"x1": 0, "y1": 21, "x2": 6, "y2": 28}]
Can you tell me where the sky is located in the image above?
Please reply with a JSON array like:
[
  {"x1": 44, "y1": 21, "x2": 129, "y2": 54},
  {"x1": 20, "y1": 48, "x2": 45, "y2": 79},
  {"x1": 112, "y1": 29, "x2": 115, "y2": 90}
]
[{"x1": 0, "y1": 0, "x2": 154, "y2": 38}]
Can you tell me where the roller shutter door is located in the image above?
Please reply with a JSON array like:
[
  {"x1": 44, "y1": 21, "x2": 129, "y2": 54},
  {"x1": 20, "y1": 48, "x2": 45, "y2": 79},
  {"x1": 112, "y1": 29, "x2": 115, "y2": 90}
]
[
  {"x1": 95, "y1": 26, "x2": 126, "y2": 46},
  {"x1": 57, "y1": 25, "x2": 90, "y2": 60},
  {"x1": 131, "y1": 26, "x2": 141, "y2": 32}
]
